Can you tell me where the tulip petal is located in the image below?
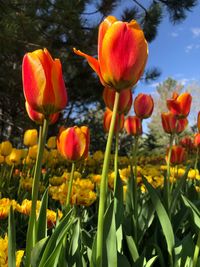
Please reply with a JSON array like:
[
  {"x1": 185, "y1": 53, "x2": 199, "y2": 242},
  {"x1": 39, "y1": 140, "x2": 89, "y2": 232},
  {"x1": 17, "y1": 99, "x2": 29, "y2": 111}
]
[{"x1": 73, "y1": 48, "x2": 107, "y2": 86}]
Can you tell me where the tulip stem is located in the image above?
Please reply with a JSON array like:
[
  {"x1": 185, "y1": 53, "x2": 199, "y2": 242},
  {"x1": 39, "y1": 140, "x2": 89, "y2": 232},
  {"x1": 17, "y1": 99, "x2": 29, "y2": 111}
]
[
  {"x1": 96, "y1": 91, "x2": 119, "y2": 267},
  {"x1": 194, "y1": 147, "x2": 199, "y2": 179},
  {"x1": 193, "y1": 231, "x2": 200, "y2": 267},
  {"x1": 132, "y1": 135, "x2": 139, "y2": 245},
  {"x1": 114, "y1": 132, "x2": 119, "y2": 193},
  {"x1": 66, "y1": 162, "x2": 75, "y2": 208},
  {"x1": 166, "y1": 134, "x2": 174, "y2": 218},
  {"x1": 25, "y1": 118, "x2": 49, "y2": 267}
]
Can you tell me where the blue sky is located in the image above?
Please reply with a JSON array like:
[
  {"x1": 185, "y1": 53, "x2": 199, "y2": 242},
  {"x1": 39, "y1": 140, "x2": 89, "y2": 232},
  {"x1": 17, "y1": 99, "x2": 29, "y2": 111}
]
[{"x1": 132, "y1": 1, "x2": 200, "y2": 94}]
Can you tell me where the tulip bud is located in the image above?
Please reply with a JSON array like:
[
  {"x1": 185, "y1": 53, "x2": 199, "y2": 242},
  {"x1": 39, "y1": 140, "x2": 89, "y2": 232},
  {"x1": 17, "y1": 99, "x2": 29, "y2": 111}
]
[
  {"x1": 124, "y1": 116, "x2": 142, "y2": 136},
  {"x1": 103, "y1": 87, "x2": 132, "y2": 114},
  {"x1": 9, "y1": 149, "x2": 22, "y2": 165},
  {"x1": 166, "y1": 145, "x2": 186, "y2": 165},
  {"x1": 167, "y1": 92, "x2": 192, "y2": 118},
  {"x1": 161, "y1": 112, "x2": 188, "y2": 134},
  {"x1": 22, "y1": 48, "x2": 67, "y2": 116},
  {"x1": 134, "y1": 94, "x2": 154, "y2": 119},
  {"x1": 103, "y1": 108, "x2": 124, "y2": 134},
  {"x1": 74, "y1": 16, "x2": 148, "y2": 91},
  {"x1": 0, "y1": 141, "x2": 13, "y2": 156},
  {"x1": 24, "y1": 129, "x2": 38, "y2": 147},
  {"x1": 57, "y1": 126, "x2": 90, "y2": 162},
  {"x1": 47, "y1": 136, "x2": 57, "y2": 149},
  {"x1": 179, "y1": 136, "x2": 194, "y2": 152}
]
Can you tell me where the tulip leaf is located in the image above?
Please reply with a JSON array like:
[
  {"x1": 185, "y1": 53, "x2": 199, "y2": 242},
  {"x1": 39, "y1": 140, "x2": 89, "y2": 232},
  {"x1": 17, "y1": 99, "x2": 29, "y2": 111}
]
[
  {"x1": 143, "y1": 176, "x2": 175, "y2": 257},
  {"x1": 170, "y1": 166, "x2": 190, "y2": 214},
  {"x1": 125, "y1": 235, "x2": 139, "y2": 262},
  {"x1": 117, "y1": 252, "x2": 131, "y2": 267},
  {"x1": 31, "y1": 237, "x2": 49, "y2": 267},
  {"x1": 8, "y1": 205, "x2": 16, "y2": 267},
  {"x1": 36, "y1": 187, "x2": 48, "y2": 242},
  {"x1": 38, "y1": 208, "x2": 75, "y2": 267},
  {"x1": 182, "y1": 194, "x2": 200, "y2": 229},
  {"x1": 145, "y1": 256, "x2": 158, "y2": 267},
  {"x1": 114, "y1": 171, "x2": 124, "y2": 229}
]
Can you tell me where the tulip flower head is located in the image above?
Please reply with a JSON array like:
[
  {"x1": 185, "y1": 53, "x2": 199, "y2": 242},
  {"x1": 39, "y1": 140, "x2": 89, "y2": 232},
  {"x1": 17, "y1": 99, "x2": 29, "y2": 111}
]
[
  {"x1": 134, "y1": 93, "x2": 154, "y2": 119},
  {"x1": 74, "y1": 16, "x2": 148, "y2": 91},
  {"x1": 23, "y1": 129, "x2": 38, "y2": 147},
  {"x1": 166, "y1": 145, "x2": 186, "y2": 165},
  {"x1": 167, "y1": 92, "x2": 192, "y2": 118},
  {"x1": 103, "y1": 87, "x2": 132, "y2": 114},
  {"x1": 124, "y1": 116, "x2": 142, "y2": 136},
  {"x1": 57, "y1": 126, "x2": 90, "y2": 162},
  {"x1": 161, "y1": 112, "x2": 188, "y2": 134},
  {"x1": 179, "y1": 136, "x2": 194, "y2": 152},
  {"x1": 103, "y1": 108, "x2": 124, "y2": 134},
  {"x1": 194, "y1": 133, "x2": 200, "y2": 147},
  {"x1": 0, "y1": 141, "x2": 13, "y2": 157},
  {"x1": 197, "y1": 111, "x2": 200, "y2": 133},
  {"x1": 22, "y1": 48, "x2": 67, "y2": 116}
]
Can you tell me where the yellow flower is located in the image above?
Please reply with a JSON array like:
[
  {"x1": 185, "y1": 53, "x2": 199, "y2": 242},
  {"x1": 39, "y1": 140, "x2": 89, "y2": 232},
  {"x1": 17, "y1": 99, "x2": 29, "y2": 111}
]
[
  {"x1": 0, "y1": 154, "x2": 4, "y2": 164},
  {"x1": 0, "y1": 141, "x2": 12, "y2": 156},
  {"x1": 93, "y1": 150, "x2": 104, "y2": 162},
  {"x1": 9, "y1": 149, "x2": 22, "y2": 165},
  {"x1": 47, "y1": 136, "x2": 57, "y2": 149},
  {"x1": 28, "y1": 145, "x2": 38, "y2": 160},
  {"x1": 23, "y1": 129, "x2": 38, "y2": 146}
]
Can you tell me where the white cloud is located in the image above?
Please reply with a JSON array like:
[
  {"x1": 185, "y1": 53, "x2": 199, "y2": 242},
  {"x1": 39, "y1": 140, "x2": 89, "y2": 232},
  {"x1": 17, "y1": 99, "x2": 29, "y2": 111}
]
[
  {"x1": 171, "y1": 32, "x2": 178, "y2": 37},
  {"x1": 191, "y1": 27, "x2": 200, "y2": 37},
  {"x1": 185, "y1": 43, "x2": 200, "y2": 53}
]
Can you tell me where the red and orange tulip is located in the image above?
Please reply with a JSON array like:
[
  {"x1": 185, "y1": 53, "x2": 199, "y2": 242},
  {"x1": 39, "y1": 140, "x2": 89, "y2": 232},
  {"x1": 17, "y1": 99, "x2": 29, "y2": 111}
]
[
  {"x1": 124, "y1": 116, "x2": 142, "y2": 136},
  {"x1": 161, "y1": 112, "x2": 188, "y2": 134},
  {"x1": 194, "y1": 133, "x2": 200, "y2": 147},
  {"x1": 197, "y1": 111, "x2": 200, "y2": 132},
  {"x1": 167, "y1": 92, "x2": 192, "y2": 118},
  {"x1": 25, "y1": 101, "x2": 59, "y2": 125},
  {"x1": 103, "y1": 108, "x2": 124, "y2": 134},
  {"x1": 179, "y1": 136, "x2": 194, "y2": 152},
  {"x1": 103, "y1": 86, "x2": 132, "y2": 114},
  {"x1": 166, "y1": 145, "x2": 186, "y2": 165},
  {"x1": 134, "y1": 93, "x2": 154, "y2": 119},
  {"x1": 22, "y1": 48, "x2": 67, "y2": 116},
  {"x1": 74, "y1": 16, "x2": 148, "y2": 91},
  {"x1": 57, "y1": 126, "x2": 90, "y2": 162}
]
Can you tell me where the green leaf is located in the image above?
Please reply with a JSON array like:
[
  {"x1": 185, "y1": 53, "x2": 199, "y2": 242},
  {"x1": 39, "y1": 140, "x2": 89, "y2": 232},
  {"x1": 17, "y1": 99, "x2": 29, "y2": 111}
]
[
  {"x1": 114, "y1": 171, "x2": 124, "y2": 229},
  {"x1": 31, "y1": 237, "x2": 49, "y2": 267},
  {"x1": 38, "y1": 209, "x2": 74, "y2": 267},
  {"x1": 125, "y1": 235, "x2": 139, "y2": 262},
  {"x1": 170, "y1": 166, "x2": 190, "y2": 214},
  {"x1": 117, "y1": 252, "x2": 131, "y2": 267},
  {"x1": 143, "y1": 177, "x2": 175, "y2": 257},
  {"x1": 146, "y1": 256, "x2": 158, "y2": 267},
  {"x1": 182, "y1": 194, "x2": 200, "y2": 229},
  {"x1": 36, "y1": 187, "x2": 48, "y2": 242},
  {"x1": 8, "y1": 205, "x2": 16, "y2": 267}
]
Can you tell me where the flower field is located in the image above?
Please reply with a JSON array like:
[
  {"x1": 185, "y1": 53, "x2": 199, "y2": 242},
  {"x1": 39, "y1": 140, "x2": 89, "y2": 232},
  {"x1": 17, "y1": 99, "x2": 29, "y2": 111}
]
[{"x1": 1, "y1": 14, "x2": 200, "y2": 267}]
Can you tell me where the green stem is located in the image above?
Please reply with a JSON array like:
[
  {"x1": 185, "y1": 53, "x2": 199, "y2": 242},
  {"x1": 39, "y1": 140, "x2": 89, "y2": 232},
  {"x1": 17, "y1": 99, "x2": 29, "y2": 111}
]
[
  {"x1": 195, "y1": 147, "x2": 199, "y2": 178},
  {"x1": 25, "y1": 118, "x2": 49, "y2": 267},
  {"x1": 66, "y1": 162, "x2": 75, "y2": 208},
  {"x1": 114, "y1": 132, "x2": 119, "y2": 193},
  {"x1": 166, "y1": 134, "x2": 174, "y2": 217},
  {"x1": 96, "y1": 91, "x2": 120, "y2": 267},
  {"x1": 193, "y1": 231, "x2": 200, "y2": 267},
  {"x1": 8, "y1": 164, "x2": 15, "y2": 186},
  {"x1": 132, "y1": 135, "x2": 139, "y2": 245}
]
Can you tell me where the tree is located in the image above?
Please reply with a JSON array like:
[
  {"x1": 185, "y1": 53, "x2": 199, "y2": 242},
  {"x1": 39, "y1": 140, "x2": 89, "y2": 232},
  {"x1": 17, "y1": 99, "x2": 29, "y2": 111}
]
[
  {"x1": 146, "y1": 78, "x2": 184, "y2": 153},
  {"x1": 0, "y1": 0, "x2": 197, "y2": 146}
]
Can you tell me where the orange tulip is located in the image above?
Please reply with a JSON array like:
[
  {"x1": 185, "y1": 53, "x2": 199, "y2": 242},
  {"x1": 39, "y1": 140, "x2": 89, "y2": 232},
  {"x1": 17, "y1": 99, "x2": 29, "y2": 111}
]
[
  {"x1": 124, "y1": 116, "x2": 142, "y2": 136},
  {"x1": 161, "y1": 112, "x2": 188, "y2": 134},
  {"x1": 103, "y1": 108, "x2": 124, "y2": 134},
  {"x1": 25, "y1": 101, "x2": 59, "y2": 125},
  {"x1": 194, "y1": 133, "x2": 200, "y2": 147},
  {"x1": 74, "y1": 16, "x2": 148, "y2": 91},
  {"x1": 167, "y1": 92, "x2": 192, "y2": 118},
  {"x1": 166, "y1": 145, "x2": 186, "y2": 165},
  {"x1": 57, "y1": 126, "x2": 90, "y2": 162},
  {"x1": 22, "y1": 48, "x2": 67, "y2": 116},
  {"x1": 134, "y1": 93, "x2": 154, "y2": 119},
  {"x1": 103, "y1": 87, "x2": 132, "y2": 114}
]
